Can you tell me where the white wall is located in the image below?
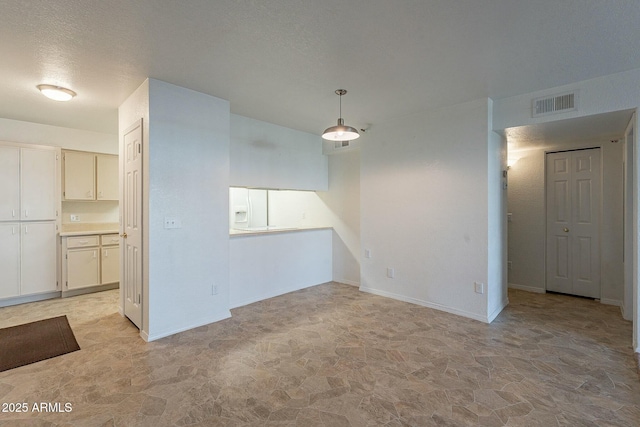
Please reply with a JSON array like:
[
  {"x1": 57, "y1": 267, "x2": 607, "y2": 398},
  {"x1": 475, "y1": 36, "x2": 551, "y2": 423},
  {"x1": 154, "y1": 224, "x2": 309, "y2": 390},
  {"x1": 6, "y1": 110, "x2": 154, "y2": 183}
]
[
  {"x1": 361, "y1": 98, "x2": 502, "y2": 322},
  {"x1": 230, "y1": 114, "x2": 328, "y2": 191},
  {"x1": 0, "y1": 117, "x2": 117, "y2": 154},
  {"x1": 487, "y1": 126, "x2": 508, "y2": 321},
  {"x1": 507, "y1": 138, "x2": 624, "y2": 304},
  {"x1": 229, "y1": 229, "x2": 332, "y2": 308},
  {"x1": 319, "y1": 151, "x2": 361, "y2": 286},
  {"x1": 119, "y1": 78, "x2": 231, "y2": 341},
  {"x1": 61, "y1": 201, "x2": 119, "y2": 225}
]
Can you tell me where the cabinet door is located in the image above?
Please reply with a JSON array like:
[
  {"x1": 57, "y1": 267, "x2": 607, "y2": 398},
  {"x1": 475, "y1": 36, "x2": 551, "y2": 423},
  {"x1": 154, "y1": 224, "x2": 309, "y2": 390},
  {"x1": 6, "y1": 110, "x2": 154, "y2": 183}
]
[
  {"x1": 64, "y1": 151, "x2": 95, "y2": 200},
  {"x1": 0, "y1": 146, "x2": 20, "y2": 221},
  {"x1": 67, "y1": 248, "x2": 100, "y2": 290},
  {"x1": 21, "y1": 148, "x2": 57, "y2": 220},
  {"x1": 21, "y1": 222, "x2": 57, "y2": 295},
  {"x1": 101, "y1": 245, "x2": 120, "y2": 284},
  {"x1": 96, "y1": 154, "x2": 119, "y2": 201},
  {"x1": 0, "y1": 224, "x2": 20, "y2": 299}
]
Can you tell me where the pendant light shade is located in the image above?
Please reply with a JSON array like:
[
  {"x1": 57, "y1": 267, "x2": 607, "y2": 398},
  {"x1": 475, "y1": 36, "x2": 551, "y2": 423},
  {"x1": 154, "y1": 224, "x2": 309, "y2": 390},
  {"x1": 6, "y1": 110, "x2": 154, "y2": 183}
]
[{"x1": 322, "y1": 89, "x2": 360, "y2": 141}]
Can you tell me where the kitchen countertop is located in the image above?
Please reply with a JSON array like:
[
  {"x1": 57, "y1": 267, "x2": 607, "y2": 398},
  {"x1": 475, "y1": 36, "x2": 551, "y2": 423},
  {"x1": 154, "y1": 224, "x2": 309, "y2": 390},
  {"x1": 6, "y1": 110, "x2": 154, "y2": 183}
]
[
  {"x1": 229, "y1": 226, "x2": 332, "y2": 237},
  {"x1": 60, "y1": 223, "x2": 120, "y2": 237}
]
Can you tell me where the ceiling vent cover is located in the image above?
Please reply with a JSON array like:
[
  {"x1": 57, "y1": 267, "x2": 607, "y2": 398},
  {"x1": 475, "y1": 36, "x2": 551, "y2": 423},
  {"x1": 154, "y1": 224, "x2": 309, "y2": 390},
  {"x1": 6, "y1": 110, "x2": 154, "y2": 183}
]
[{"x1": 532, "y1": 91, "x2": 577, "y2": 117}]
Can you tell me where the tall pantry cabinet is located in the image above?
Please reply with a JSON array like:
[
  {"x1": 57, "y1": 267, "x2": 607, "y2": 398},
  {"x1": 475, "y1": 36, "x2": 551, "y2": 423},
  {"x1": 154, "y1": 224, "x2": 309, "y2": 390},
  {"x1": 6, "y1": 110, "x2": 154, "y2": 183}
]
[{"x1": 0, "y1": 143, "x2": 59, "y2": 300}]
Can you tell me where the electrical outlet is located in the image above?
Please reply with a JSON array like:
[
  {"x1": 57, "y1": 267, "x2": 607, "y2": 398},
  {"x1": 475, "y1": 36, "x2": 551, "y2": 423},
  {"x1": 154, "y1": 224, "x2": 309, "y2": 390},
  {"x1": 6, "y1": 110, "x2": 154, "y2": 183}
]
[
  {"x1": 164, "y1": 217, "x2": 182, "y2": 229},
  {"x1": 70, "y1": 214, "x2": 80, "y2": 222},
  {"x1": 387, "y1": 268, "x2": 395, "y2": 278},
  {"x1": 508, "y1": 261, "x2": 513, "y2": 270},
  {"x1": 212, "y1": 284, "x2": 218, "y2": 295},
  {"x1": 365, "y1": 249, "x2": 371, "y2": 259}
]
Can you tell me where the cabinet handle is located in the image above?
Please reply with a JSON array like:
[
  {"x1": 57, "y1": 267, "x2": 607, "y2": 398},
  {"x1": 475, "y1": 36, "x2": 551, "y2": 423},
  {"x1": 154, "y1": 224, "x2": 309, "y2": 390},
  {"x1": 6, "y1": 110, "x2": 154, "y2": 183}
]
[
  {"x1": 12, "y1": 226, "x2": 16, "y2": 235},
  {"x1": 12, "y1": 209, "x2": 15, "y2": 218},
  {"x1": 24, "y1": 225, "x2": 28, "y2": 234},
  {"x1": 93, "y1": 250, "x2": 97, "y2": 259},
  {"x1": 87, "y1": 190, "x2": 93, "y2": 198},
  {"x1": 78, "y1": 240, "x2": 89, "y2": 245},
  {"x1": 98, "y1": 191, "x2": 103, "y2": 198},
  {"x1": 24, "y1": 209, "x2": 28, "y2": 218},
  {"x1": 104, "y1": 249, "x2": 108, "y2": 257}
]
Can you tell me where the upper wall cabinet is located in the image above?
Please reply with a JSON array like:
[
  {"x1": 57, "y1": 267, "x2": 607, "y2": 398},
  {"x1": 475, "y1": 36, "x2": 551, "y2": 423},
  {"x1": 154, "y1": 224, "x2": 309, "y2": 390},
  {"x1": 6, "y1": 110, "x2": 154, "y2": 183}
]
[
  {"x1": 0, "y1": 145, "x2": 57, "y2": 221},
  {"x1": 63, "y1": 151, "x2": 118, "y2": 201}
]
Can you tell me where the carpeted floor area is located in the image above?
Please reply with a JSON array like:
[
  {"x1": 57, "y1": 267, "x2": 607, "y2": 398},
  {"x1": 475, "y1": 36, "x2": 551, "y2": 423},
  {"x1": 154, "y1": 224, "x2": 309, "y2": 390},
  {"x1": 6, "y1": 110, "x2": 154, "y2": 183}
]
[{"x1": 0, "y1": 283, "x2": 638, "y2": 426}]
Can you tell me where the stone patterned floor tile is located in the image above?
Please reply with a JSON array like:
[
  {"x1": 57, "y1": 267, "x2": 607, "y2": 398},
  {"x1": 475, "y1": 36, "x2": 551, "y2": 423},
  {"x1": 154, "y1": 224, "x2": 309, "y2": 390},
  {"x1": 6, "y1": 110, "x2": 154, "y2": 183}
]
[{"x1": 0, "y1": 284, "x2": 638, "y2": 426}]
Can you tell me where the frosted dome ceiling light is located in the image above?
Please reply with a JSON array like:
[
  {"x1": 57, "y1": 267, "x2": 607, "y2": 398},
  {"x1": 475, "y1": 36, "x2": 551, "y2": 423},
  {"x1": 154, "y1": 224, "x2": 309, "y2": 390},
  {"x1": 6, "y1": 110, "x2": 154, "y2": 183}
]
[
  {"x1": 37, "y1": 84, "x2": 77, "y2": 101},
  {"x1": 322, "y1": 89, "x2": 360, "y2": 142}
]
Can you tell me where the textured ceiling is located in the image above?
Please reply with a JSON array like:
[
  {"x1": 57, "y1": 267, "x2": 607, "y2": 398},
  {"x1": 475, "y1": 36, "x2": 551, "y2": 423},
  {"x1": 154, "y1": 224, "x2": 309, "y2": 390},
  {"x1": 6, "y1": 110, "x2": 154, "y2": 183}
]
[{"x1": 0, "y1": 0, "x2": 639, "y2": 135}]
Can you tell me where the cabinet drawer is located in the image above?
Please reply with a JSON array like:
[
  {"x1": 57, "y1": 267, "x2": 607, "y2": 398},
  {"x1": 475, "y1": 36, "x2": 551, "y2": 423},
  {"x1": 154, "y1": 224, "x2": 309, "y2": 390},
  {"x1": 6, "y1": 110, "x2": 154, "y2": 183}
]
[
  {"x1": 67, "y1": 235, "x2": 99, "y2": 248},
  {"x1": 101, "y1": 234, "x2": 120, "y2": 246}
]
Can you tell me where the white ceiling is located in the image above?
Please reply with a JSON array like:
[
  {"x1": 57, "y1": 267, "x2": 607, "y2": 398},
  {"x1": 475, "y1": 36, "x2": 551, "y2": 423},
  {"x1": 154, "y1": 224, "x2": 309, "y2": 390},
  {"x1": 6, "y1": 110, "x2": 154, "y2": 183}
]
[{"x1": 1, "y1": 0, "x2": 639, "y2": 135}]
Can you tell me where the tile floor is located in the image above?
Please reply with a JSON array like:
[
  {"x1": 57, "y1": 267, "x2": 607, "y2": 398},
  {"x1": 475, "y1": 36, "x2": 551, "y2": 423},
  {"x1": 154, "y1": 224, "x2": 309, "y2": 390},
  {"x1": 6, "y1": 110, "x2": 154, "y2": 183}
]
[{"x1": 0, "y1": 283, "x2": 638, "y2": 426}]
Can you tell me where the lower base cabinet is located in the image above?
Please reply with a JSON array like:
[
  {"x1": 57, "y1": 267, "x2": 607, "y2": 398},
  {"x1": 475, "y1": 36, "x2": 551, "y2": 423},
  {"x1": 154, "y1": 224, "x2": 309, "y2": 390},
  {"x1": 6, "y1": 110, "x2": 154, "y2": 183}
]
[
  {"x1": 67, "y1": 248, "x2": 100, "y2": 290},
  {"x1": 62, "y1": 233, "x2": 119, "y2": 294}
]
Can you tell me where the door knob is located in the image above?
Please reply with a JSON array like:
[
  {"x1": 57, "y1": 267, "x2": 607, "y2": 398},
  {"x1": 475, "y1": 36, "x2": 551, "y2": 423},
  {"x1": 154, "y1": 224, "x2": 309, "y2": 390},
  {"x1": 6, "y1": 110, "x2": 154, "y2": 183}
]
[
  {"x1": 120, "y1": 232, "x2": 128, "y2": 238},
  {"x1": 563, "y1": 228, "x2": 569, "y2": 232}
]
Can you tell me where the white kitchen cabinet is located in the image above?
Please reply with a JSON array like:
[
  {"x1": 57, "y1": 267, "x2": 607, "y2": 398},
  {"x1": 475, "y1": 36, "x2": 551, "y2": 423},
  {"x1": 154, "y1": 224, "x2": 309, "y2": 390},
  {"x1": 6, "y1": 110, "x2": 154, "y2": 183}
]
[
  {"x1": 63, "y1": 150, "x2": 118, "y2": 201},
  {"x1": 21, "y1": 222, "x2": 58, "y2": 295},
  {"x1": 0, "y1": 146, "x2": 57, "y2": 221},
  {"x1": 0, "y1": 223, "x2": 20, "y2": 299},
  {"x1": 62, "y1": 232, "x2": 119, "y2": 295},
  {"x1": 101, "y1": 234, "x2": 119, "y2": 284},
  {"x1": 63, "y1": 151, "x2": 95, "y2": 200},
  {"x1": 0, "y1": 146, "x2": 20, "y2": 221},
  {"x1": 96, "y1": 154, "x2": 119, "y2": 200},
  {"x1": 0, "y1": 222, "x2": 57, "y2": 299},
  {"x1": 67, "y1": 248, "x2": 100, "y2": 290}
]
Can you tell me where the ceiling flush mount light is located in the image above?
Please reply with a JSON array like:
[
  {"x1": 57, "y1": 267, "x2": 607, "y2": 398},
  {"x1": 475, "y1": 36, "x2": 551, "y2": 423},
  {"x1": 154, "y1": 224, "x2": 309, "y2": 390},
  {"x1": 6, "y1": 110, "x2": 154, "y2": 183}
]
[
  {"x1": 322, "y1": 89, "x2": 360, "y2": 141},
  {"x1": 37, "y1": 84, "x2": 77, "y2": 101}
]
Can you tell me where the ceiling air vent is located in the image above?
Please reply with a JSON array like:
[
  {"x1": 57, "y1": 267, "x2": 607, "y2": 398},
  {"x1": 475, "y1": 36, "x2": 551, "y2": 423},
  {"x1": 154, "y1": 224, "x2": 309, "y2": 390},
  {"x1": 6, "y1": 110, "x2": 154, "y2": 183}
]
[
  {"x1": 334, "y1": 140, "x2": 350, "y2": 149},
  {"x1": 532, "y1": 91, "x2": 577, "y2": 117}
]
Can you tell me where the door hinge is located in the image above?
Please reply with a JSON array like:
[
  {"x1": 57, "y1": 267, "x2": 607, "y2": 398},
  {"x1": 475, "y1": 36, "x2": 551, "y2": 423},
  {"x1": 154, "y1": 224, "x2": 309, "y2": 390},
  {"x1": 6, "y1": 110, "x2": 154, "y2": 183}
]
[
  {"x1": 138, "y1": 143, "x2": 141, "y2": 154},
  {"x1": 65, "y1": 281, "x2": 68, "y2": 289},
  {"x1": 65, "y1": 254, "x2": 67, "y2": 259},
  {"x1": 138, "y1": 294, "x2": 141, "y2": 304}
]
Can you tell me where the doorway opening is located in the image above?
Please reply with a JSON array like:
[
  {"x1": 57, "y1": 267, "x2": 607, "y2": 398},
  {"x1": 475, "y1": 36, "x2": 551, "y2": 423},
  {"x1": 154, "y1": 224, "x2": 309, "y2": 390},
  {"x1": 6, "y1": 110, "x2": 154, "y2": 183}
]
[{"x1": 505, "y1": 110, "x2": 634, "y2": 314}]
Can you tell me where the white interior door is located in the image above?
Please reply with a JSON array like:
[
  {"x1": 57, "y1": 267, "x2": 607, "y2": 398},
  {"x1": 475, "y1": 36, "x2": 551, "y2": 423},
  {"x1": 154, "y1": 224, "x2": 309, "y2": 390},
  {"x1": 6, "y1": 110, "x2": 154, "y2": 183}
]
[
  {"x1": 546, "y1": 148, "x2": 601, "y2": 298},
  {"x1": 122, "y1": 120, "x2": 143, "y2": 329}
]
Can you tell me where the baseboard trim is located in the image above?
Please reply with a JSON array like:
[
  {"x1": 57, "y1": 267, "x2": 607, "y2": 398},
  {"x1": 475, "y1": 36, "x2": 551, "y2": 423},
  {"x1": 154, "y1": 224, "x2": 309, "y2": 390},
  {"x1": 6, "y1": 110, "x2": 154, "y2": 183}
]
[
  {"x1": 488, "y1": 297, "x2": 509, "y2": 323},
  {"x1": 600, "y1": 298, "x2": 622, "y2": 307},
  {"x1": 0, "y1": 291, "x2": 61, "y2": 308},
  {"x1": 334, "y1": 279, "x2": 360, "y2": 287},
  {"x1": 359, "y1": 286, "x2": 491, "y2": 323},
  {"x1": 508, "y1": 283, "x2": 546, "y2": 294},
  {"x1": 61, "y1": 283, "x2": 118, "y2": 298},
  {"x1": 143, "y1": 310, "x2": 232, "y2": 342}
]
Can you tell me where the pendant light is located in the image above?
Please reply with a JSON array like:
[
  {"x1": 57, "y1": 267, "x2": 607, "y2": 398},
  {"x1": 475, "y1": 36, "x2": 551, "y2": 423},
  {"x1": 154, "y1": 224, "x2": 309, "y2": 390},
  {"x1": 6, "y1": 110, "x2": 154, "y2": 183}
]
[{"x1": 322, "y1": 89, "x2": 360, "y2": 141}]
